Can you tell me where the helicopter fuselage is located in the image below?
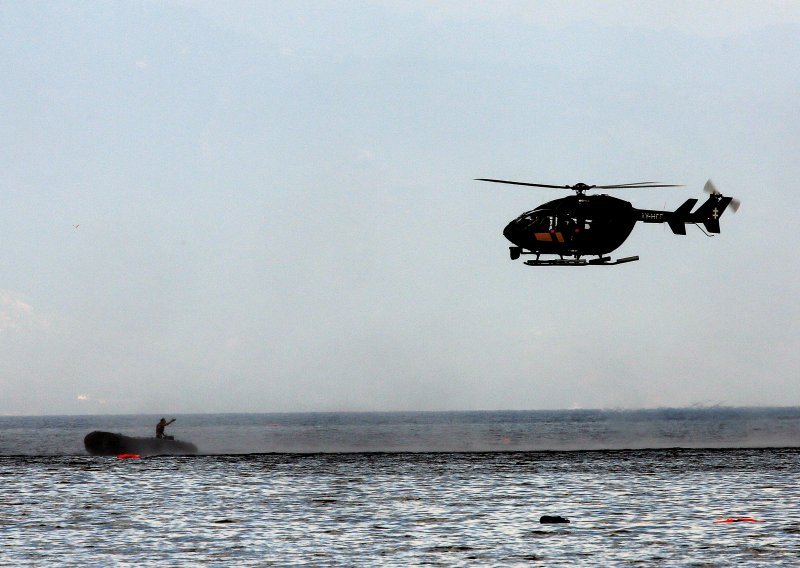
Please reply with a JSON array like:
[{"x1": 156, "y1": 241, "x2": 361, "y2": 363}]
[{"x1": 504, "y1": 194, "x2": 637, "y2": 257}]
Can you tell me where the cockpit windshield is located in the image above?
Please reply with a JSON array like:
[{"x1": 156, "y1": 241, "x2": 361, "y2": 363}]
[{"x1": 517, "y1": 213, "x2": 546, "y2": 229}]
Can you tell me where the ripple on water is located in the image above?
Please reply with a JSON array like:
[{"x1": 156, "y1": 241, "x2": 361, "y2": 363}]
[{"x1": 1, "y1": 450, "x2": 800, "y2": 565}]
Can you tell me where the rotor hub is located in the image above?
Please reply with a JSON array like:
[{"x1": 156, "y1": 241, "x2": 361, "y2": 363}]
[{"x1": 570, "y1": 183, "x2": 594, "y2": 194}]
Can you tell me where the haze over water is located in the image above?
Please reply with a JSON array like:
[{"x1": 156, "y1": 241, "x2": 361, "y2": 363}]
[{"x1": 3, "y1": 407, "x2": 800, "y2": 455}]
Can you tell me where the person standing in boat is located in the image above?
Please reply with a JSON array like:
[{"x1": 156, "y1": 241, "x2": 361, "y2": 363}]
[{"x1": 156, "y1": 418, "x2": 176, "y2": 439}]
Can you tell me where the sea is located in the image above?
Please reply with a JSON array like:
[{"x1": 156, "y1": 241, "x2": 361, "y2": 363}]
[{"x1": 2, "y1": 408, "x2": 800, "y2": 566}]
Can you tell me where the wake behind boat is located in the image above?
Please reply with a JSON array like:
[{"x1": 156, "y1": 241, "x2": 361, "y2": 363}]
[{"x1": 84, "y1": 431, "x2": 198, "y2": 456}]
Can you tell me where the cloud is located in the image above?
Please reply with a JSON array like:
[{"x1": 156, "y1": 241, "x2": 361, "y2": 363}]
[
  {"x1": 76, "y1": 394, "x2": 108, "y2": 406},
  {"x1": 354, "y1": 147, "x2": 375, "y2": 163},
  {"x1": 0, "y1": 290, "x2": 50, "y2": 333}
]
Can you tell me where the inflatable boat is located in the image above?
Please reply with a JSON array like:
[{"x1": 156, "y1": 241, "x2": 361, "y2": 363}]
[{"x1": 84, "y1": 431, "x2": 198, "y2": 456}]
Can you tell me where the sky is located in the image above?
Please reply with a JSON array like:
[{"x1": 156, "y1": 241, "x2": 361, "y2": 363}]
[{"x1": 1, "y1": 1, "x2": 799, "y2": 415}]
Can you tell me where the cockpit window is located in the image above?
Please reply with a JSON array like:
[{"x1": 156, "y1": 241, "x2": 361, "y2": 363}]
[{"x1": 519, "y1": 214, "x2": 543, "y2": 228}]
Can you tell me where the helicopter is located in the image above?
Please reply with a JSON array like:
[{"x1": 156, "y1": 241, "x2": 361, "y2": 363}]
[{"x1": 476, "y1": 178, "x2": 740, "y2": 266}]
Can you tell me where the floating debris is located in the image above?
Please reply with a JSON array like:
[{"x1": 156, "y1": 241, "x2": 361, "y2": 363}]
[{"x1": 540, "y1": 515, "x2": 570, "y2": 524}]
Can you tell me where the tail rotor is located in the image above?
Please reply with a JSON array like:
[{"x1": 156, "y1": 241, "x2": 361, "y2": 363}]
[{"x1": 704, "y1": 179, "x2": 741, "y2": 212}]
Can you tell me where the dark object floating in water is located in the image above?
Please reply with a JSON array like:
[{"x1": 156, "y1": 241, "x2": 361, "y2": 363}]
[
  {"x1": 84, "y1": 431, "x2": 198, "y2": 456},
  {"x1": 714, "y1": 517, "x2": 764, "y2": 523},
  {"x1": 540, "y1": 515, "x2": 570, "y2": 524}
]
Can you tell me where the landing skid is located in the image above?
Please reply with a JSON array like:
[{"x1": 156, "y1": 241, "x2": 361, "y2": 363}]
[{"x1": 523, "y1": 255, "x2": 639, "y2": 267}]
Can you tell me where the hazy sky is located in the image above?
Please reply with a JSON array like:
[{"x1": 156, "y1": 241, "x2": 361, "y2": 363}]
[{"x1": 1, "y1": 1, "x2": 799, "y2": 415}]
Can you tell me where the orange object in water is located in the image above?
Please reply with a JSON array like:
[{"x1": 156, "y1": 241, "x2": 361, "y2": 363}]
[
  {"x1": 116, "y1": 453, "x2": 141, "y2": 459},
  {"x1": 714, "y1": 517, "x2": 764, "y2": 523}
]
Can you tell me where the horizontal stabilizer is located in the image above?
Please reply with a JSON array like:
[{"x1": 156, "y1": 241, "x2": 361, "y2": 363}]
[{"x1": 668, "y1": 219, "x2": 686, "y2": 235}]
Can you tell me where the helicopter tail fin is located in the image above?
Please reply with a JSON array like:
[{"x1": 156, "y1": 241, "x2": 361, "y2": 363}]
[
  {"x1": 692, "y1": 195, "x2": 733, "y2": 234},
  {"x1": 667, "y1": 198, "x2": 697, "y2": 235},
  {"x1": 703, "y1": 218, "x2": 721, "y2": 233}
]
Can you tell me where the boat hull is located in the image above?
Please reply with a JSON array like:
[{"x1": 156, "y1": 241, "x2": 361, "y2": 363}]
[{"x1": 84, "y1": 431, "x2": 198, "y2": 456}]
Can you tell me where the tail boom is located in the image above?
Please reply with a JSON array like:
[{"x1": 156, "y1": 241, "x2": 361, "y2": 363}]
[{"x1": 636, "y1": 194, "x2": 734, "y2": 235}]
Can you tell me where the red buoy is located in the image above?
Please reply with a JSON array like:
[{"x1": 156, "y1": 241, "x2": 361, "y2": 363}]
[
  {"x1": 714, "y1": 517, "x2": 764, "y2": 523},
  {"x1": 116, "y1": 453, "x2": 141, "y2": 459}
]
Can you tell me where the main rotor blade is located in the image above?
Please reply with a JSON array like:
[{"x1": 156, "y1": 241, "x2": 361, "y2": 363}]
[
  {"x1": 596, "y1": 182, "x2": 684, "y2": 189},
  {"x1": 475, "y1": 178, "x2": 684, "y2": 191},
  {"x1": 475, "y1": 178, "x2": 570, "y2": 189},
  {"x1": 599, "y1": 181, "x2": 661, "y2": 186}
]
